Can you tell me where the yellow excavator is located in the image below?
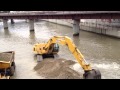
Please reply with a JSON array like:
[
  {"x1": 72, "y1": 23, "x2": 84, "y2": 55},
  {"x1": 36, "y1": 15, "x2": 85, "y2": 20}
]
[{"x1": 33, "y1": 36, "x2": 101, "y2": 79}]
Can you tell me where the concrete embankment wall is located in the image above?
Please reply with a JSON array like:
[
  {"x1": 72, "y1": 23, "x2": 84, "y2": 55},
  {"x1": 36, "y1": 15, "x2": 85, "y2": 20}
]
[{"x1": 42, "y1": 19, "x2": 120, "y2": 38}]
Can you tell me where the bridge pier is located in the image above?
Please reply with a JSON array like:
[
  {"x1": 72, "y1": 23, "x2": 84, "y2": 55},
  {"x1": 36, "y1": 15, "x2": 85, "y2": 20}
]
[
  {"x1": 26, "y1": 19, "x2": 29, "y2": 23},
  {"x1": 11, "y1": 19, "x2": 15, "y2": 24},
  {"x1": 73, "y1": 19, "x2": 80, "y2": 36},
  {"x1": 3, "y1": 19, "x2": 8, "y2": 29},
  {"x1": 29, "y1": 19, "x2": 34, "y2": 31}
]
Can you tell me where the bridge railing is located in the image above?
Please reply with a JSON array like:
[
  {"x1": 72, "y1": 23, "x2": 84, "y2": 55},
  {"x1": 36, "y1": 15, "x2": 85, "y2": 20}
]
[{"x1": 0, "y1": 11, "x2": 87, "y2": 15}]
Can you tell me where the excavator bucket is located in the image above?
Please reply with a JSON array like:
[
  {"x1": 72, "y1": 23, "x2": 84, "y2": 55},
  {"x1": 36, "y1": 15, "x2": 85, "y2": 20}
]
[{"x1": 83, "y1": 69, "x2": 101, "y2": 79}]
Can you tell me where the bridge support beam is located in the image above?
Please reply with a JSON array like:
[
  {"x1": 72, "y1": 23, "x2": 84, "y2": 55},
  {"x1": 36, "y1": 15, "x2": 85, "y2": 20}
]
[
  {"x1": 73, "y1": 19, "x2": 80, "y2": 36},
  {"x1": 29, "y1": 19, "x2": 34, "y2": 31},
  {"x1": 3, "y1": 19, "x2": 8, "y2": 29},
  {"x1": 11, "y1": 19, "x2": 15, "y2": 24}
]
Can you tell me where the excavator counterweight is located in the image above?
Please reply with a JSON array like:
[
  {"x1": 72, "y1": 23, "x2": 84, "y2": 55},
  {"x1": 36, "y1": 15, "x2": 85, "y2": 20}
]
[{"x1": 33, "y1": 36, "x2": 101, "y2": 79}]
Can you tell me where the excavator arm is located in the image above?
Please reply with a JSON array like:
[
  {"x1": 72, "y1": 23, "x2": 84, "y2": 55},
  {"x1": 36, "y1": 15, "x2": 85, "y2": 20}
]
[
  {"x1": 33, "y1": 36, "x2": 101, "y2": 79},
  {"x1": 43, "y1": 36, "x2": 92, "y2": 71}
]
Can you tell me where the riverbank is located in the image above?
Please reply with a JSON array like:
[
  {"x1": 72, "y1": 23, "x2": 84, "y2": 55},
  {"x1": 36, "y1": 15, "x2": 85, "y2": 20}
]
[{"x1": 42, "y1": 19, "x2": 120, "y2": 38}]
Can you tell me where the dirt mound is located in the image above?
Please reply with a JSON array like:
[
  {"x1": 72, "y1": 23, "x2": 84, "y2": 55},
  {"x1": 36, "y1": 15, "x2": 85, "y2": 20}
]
[
  {"x1": 0, "y1": 53, "x2": 12, "y2": 61},
  {"x1": 34, "y1": 58, "x2": 83, "y2": 79}
]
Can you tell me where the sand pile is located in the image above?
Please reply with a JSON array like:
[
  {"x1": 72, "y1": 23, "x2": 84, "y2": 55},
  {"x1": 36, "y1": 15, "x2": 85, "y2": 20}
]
[
  {"x1": 0, "y1": 53, "x2": 12, "y2": 61},
  {"x1": 34, "y1": 58, "x2": 83, "y2": 79}
]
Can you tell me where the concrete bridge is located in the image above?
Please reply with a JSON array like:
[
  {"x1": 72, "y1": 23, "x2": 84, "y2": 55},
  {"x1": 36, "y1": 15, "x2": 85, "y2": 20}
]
[{"x1": 1, "y1": 11, "x2": 120, "y2": 36}]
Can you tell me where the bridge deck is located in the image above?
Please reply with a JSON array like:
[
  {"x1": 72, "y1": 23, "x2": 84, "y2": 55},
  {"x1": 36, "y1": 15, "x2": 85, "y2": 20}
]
[{"x1": 0, "y1": 11, "x2": 120, "y2": 19}]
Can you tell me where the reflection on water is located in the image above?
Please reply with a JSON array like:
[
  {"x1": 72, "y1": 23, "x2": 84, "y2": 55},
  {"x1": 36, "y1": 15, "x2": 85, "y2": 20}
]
[
  {"x1": 29, "y1": 31, "x2": 36, "y2": 45},
  {"x1": 72, "y1": 36, "x2": 80, "y2": 47},
  {"x1": 4, "y1": 28, "x2": 11, "y2": 36},
  {"x1": 29, "y1": 31, "x2": 35, "y2": 40},
  {"x1": 0, "y1": 20, "x2": 120, "y2": 79}
]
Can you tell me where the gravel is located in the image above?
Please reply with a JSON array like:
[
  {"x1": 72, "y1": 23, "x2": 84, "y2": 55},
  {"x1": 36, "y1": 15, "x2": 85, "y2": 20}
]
[
  {"x1": 0, "y1": 53, "x2": 12, "y2": 62},
  {"x1": 34, "y1": 58, "x2": 83, "y2": 79}
]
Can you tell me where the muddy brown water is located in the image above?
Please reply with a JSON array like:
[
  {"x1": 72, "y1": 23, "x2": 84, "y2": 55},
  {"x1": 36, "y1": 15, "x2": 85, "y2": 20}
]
[{"x1": 0, "y1": 20, "x2": 120, "y2": 79}]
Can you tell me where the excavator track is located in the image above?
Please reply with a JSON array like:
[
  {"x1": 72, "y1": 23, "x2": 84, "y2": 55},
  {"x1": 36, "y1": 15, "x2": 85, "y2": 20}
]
[{"x1": 37, "y1": 55, "x2": 43, "y2": 62}]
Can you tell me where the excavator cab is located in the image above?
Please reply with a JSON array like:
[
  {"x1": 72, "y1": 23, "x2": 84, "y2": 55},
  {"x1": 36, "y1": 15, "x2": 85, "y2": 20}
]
[
  {"x1": 33, "y1": 36, "x2": 101, "y2": 79},
  {"x1": 52, "y1": 43, "x2": 59, "y2": 53}
]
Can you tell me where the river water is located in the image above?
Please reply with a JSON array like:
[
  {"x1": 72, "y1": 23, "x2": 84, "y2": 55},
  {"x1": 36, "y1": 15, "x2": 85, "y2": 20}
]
[{"x1": 0, "y1": 20, "x2": 120, "y2": 79}]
